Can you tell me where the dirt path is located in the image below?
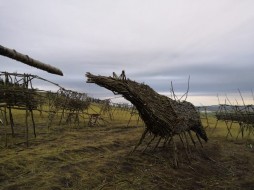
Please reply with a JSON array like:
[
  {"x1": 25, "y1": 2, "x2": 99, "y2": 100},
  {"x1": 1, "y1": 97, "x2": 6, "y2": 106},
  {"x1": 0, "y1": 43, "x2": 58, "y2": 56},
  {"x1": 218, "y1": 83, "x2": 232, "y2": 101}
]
[{"x1": 0, "y1": 125, "x2": 254, "y2": 189}]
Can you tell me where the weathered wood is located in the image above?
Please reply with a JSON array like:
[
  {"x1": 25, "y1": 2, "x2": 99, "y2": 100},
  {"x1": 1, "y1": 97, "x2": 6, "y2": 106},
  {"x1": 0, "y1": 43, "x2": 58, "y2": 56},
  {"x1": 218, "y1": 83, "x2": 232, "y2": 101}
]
[
  {"x1": 86, "y1": 72, "x2": 208, "y2": 167},
  {"x1": 0, "y1": 45, "x2": 63, "y2": 76},
  {"x1": 86, "y1": 72, "x2": 208, "y2": 141}
]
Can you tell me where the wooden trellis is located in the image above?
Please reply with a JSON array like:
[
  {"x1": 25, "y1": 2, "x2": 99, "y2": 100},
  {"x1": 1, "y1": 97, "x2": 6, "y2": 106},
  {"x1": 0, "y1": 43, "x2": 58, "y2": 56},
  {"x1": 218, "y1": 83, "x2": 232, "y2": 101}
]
[{"x1": 0, "y1": 103, "x2": 7, "y2": 147}]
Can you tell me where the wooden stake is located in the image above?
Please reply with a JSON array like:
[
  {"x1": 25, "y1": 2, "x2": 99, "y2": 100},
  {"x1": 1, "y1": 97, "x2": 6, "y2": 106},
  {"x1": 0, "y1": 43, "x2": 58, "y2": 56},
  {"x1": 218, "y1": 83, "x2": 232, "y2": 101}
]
[
  {"x1": 143, "y1": 135, "x2": 156, "y2": 152},
  {"x1": 2, "y1": 105, "x2": 8, "y2": 147},
  {"x1": 179, "y1": 133, "x2": 191, "y2": 164},
  {"x1": 225, "y1": 120, "x2": 233, "y2": 138},
  {"x1": 30, "y1": 110, "x2": 36, "y2": 138},
  {"x1": 188, "y1": 131, "x2": 196, "y2": 147},
  {"x1": 8, "y1": 107, "x2": 15, "y2": 137},
  {"x1": 131, "y1": 128, "x2": 148, "y2": 153},
  {"x1": 153, "y1": 137, "x2": 162, "y2": 151},
  {"x1": 183, "y1": 132, "x2": 191, "y2": 154},
  {"x1": 25, "y1": 108, "x2": 29, "y2": 147},
  {"x1": 172, "y1": 137, "x2": 179, "y2": 168},
  {"x1": 196, "y1": 133, "x2": 203, "y2": 148}
]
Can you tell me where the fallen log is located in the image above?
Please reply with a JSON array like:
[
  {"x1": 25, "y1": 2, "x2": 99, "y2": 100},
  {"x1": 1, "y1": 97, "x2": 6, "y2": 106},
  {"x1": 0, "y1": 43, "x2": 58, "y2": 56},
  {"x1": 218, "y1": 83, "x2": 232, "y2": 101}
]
[{"x1": 0, "y1": 45, "x2": 63, "y2": 76}]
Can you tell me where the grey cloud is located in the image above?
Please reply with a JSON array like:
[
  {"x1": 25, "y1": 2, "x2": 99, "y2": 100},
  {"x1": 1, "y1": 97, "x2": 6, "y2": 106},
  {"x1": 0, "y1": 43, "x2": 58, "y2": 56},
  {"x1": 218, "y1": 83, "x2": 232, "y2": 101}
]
[{"x1": 1, "y1": 1, "x2": 254, "y2": 105}]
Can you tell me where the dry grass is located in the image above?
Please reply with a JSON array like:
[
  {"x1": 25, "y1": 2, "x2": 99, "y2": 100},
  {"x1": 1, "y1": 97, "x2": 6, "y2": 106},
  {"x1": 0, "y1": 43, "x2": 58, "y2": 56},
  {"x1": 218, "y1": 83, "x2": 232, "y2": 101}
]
[{"x1": 0, "y1": 109, "x2": 253, "y2": 190}]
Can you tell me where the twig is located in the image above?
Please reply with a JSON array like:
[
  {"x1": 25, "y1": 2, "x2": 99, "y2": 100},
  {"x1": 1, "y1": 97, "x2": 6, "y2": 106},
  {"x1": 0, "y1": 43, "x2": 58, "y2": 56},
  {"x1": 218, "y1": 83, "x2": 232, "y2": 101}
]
[
  {"x1": 238, "y1": 88, "x2": 246, "y2": 106},
  {"x1": 180, "y1": 75, "x2": 190, "y2": 101},
  {"x1": 170, "y1": 81, "x2": 178, "y2": 101}
]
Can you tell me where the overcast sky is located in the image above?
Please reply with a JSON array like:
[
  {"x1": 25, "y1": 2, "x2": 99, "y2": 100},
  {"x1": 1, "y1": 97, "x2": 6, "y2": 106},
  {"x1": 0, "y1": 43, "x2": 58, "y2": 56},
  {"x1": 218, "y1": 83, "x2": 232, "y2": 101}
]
[{"x1": 1, "y1": 0, "x2": 254, "y2": 105}]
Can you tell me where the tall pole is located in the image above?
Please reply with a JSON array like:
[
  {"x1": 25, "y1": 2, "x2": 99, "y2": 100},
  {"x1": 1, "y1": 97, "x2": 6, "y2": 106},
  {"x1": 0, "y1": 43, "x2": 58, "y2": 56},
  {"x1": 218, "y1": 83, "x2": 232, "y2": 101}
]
[{"x1": 0, "y1": 45, "x2": 63, "y2": 76}]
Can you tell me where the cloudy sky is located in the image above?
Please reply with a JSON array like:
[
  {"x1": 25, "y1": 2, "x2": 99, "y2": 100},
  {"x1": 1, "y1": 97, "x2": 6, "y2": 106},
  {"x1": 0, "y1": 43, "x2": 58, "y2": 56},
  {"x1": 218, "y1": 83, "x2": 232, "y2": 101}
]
[{"x1": 1, "y1": 0, "x2": 254, "y2": 105}]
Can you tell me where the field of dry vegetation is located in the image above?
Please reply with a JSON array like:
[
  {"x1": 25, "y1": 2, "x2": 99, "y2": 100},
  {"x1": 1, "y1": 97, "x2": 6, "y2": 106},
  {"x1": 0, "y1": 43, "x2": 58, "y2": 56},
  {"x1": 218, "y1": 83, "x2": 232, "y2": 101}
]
[{"x1": 0, "y1": 107, "x2": 254, "y2": 190}]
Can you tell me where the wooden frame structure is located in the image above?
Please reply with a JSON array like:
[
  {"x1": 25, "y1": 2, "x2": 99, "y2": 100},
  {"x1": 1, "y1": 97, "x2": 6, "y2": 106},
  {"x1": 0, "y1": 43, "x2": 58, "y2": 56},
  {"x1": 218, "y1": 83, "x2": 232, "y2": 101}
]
[
  {"x1": 0, "y1": 44, "x2": 63, "y2": 146},
  {"x1": 0, "y1": 72, "x2": 49, "y2": 146},
  {"x1": 213, "y1": 104, "x2": 254, "y2": 139}
]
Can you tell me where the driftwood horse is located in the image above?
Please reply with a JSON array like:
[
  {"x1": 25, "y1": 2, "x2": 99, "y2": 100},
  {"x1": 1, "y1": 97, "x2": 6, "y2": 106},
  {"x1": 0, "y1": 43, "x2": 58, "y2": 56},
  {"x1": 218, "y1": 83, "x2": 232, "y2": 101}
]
[{"x1": 86, "y1": 72, "x2": 208, "y2": 167}]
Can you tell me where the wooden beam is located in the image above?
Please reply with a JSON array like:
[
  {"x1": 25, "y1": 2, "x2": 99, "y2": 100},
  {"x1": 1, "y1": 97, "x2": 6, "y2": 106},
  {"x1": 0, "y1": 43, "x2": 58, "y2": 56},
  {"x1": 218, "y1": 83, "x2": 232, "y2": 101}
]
[{"x1": 0, "y1": 45, "x2": 63, "y2": 76}]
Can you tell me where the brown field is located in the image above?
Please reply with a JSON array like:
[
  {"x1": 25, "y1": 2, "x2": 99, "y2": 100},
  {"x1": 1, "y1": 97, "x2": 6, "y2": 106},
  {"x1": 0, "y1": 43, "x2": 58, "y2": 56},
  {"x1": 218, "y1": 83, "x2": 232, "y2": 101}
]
[{"x1": 0, "y1": 109, "x2": 254, "y2": 190}]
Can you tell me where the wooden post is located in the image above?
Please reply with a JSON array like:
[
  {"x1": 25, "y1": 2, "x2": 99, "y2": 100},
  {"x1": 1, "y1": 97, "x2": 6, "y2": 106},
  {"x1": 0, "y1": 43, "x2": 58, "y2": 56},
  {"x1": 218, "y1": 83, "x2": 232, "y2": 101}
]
[
  {"x1": 4, "y1": 107, "x2": 7, "y2": 147},
  {"x1": 25, "y1": 108, "x2": 29, "y2": 147},
  {"x1": 6, "y1": 107, "x2": 15, "y2": 138},
  {"x1": 30, "y1": 110, "x2": 36, "y2": 138},
  {"x1": 0, "y1": 103, "x2": 8, "y2": 147}
]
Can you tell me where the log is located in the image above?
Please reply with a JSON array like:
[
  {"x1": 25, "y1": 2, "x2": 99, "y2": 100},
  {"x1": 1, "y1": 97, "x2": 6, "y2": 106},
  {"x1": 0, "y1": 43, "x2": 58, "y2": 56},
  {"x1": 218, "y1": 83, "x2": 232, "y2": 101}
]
[{"x1": 0, "y1": 45, "x2": 63, "y2": 76}]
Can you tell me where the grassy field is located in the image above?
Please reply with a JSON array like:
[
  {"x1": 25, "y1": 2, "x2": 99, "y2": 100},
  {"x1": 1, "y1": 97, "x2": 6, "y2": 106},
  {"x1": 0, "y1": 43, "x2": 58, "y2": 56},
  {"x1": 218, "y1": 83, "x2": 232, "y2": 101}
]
[{"x1": 0, "y1": 106, "x2": 253, "y2": 190}]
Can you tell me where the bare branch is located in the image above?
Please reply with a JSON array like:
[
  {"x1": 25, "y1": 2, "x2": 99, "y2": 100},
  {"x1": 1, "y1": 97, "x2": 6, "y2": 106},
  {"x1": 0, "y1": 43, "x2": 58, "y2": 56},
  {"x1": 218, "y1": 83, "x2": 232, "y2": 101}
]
[
  {"x1": 170, "y1": 81, "x2": 178, "y2": 101},
  {"x1": 180, "y1": 75, "x2": 190, "y2": 101},
  {"x1": 225, "y1": 94, "x2": 233, "y2": 106}
]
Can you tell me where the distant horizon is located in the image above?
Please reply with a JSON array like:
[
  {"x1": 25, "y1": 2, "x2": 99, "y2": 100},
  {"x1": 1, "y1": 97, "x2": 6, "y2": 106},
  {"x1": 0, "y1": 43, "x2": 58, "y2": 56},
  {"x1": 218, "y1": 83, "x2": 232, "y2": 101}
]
[
  {"x1": 1, "y1": 68, "x2": 253, "y2": 107},
  {"x1": 99, "y1": 91, "x2": 254, "y2": 106}
]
